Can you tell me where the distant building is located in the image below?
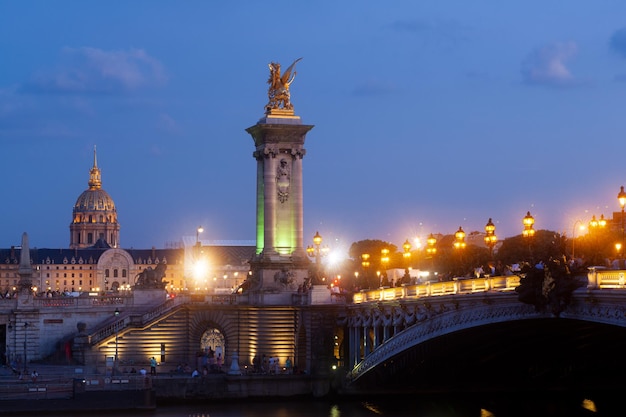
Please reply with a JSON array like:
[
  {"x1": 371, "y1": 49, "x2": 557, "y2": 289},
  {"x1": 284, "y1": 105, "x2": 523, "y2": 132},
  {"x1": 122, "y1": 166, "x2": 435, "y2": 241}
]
[{"x1": 0, "y1": 148, "x2": 254, "y2": 295}]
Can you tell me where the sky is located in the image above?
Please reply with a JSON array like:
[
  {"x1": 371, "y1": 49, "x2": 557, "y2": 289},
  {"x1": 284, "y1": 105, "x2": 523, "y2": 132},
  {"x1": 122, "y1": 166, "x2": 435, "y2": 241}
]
[{"x1": 2, "y1": 1, "x2": 626, "y2": 256}]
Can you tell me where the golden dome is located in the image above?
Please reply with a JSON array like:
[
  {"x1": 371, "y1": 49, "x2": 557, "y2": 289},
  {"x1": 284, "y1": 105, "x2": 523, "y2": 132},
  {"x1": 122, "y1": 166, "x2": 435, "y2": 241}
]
[
  {"x1": 73, "y1": 146, "x2": 116, "y2": 213},
  {"x1": 70, "y1": 146, "x2": 120, "y2": 249},
  {"x1": 74, "y1": 188, "x2": 116, "y2": 212}
]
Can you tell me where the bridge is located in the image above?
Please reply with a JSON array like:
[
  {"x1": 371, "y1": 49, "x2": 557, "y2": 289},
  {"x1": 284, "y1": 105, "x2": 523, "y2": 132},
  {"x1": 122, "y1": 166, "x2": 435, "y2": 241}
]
[{"x1": 340, "y1": 267, "x2": 626, "y2": 393}]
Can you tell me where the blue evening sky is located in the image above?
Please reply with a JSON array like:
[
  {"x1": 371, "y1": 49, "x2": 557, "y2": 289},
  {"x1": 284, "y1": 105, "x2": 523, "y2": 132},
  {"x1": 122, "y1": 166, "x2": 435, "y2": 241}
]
[{"x1": 2, "y1": 1, "x2": 626, "y2": 256}]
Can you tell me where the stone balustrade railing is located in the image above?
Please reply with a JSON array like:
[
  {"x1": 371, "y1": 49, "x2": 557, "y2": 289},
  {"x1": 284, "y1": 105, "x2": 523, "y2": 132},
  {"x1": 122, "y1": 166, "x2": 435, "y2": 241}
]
[
  {"x1": 587, "y1": 267, "x2": 626, "y2": 289},
  {"x1": 33, "y1": 294, "x2": 131, "y2": 309},
  {"x1": 353, "y1": 269, "x2": 626, "y2": 304},
  {"x1": 353, "y1": 275, "x2": 522, "y2": 304}
]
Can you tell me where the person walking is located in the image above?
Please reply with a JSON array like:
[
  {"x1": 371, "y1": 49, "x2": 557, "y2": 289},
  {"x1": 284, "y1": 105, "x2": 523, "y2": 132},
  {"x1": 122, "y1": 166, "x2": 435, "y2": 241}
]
[{"x1": 150, "y1": 357, "x2": 157, "y2": 375}]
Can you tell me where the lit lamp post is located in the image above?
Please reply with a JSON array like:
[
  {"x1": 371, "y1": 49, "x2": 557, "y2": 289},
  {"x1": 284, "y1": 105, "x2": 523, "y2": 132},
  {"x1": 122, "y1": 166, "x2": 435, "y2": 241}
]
[
  {"x1": 484, "y1": 218, "x2": 497, "y2": 259},
  {"x1": 453, "y1": 227, "x2": 466, "y2": 249},
  {"x1": 588, "y1": 214, "x2": 607, "y2": 264},
  {"x1": 361, "y1": 253, "x2": 370, "y2": 289},
  {"x1": 426, "y1": 233, "x2": 437, "y2": 269},
  {"x1": 522, "y1": 211, "x2": 536, "y2": 259},
  {"x1": 380, "y1": 248, "x2": 390, "y2": 287},
  {"x1": 196, "y1": 226, "x2": 204, "y2": 247},
  {"x1": 571, "y1": 220, "x2": 585, "y2": 260},
  {"x1": 618, "y1": 186, "x2": 626, "y2": 258},
  {"x1": 114, "y1": 307, "x2": 120, "y2": 374},
  {"x1": 401, "y1": 239, "x2": 412, "y2": 285},
  {"x1": 306, "y1": 231, "x2": 328, "y2": 284},
  {"x1": 454, "y1": 227, "x2": 466, "y2": 277}
]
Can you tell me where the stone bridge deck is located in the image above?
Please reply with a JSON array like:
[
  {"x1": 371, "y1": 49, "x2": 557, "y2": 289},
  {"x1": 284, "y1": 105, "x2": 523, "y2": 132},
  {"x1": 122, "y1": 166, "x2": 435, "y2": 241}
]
[{"x1": 344, "y1": 268, "x2": 626, "y2": 388}]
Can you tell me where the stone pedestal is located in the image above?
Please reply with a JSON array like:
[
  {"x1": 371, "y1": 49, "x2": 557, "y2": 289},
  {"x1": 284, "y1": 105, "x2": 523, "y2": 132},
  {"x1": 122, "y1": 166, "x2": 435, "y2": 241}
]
[{"x1": 228, "y1": 350, "x2": 242, "y2": 375}]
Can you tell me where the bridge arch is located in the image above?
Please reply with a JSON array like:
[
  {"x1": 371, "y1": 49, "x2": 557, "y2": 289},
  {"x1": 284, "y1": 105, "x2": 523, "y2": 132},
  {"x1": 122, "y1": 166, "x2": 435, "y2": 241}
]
[
  {"x1": 188, "y1": 309, "x2": 236, "y2": 368},
  {"x1": 345, "y1": 291, "x2": 626, "y2": 392}
]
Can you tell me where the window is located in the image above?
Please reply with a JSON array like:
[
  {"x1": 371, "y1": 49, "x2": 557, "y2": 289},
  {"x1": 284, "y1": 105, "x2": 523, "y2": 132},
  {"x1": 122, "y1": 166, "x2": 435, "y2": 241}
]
[
  {"x1": 105, "y1": 269, "x2": 110, "y2": 278},
  {"x1": 88, "y1": 233, "x2": 93, "y2": 244}
]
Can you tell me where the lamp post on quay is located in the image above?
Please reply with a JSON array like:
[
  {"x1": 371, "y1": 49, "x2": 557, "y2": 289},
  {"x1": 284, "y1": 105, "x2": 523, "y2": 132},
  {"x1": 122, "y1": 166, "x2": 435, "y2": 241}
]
[
  {"x1": 306, "y1": 231, "x2": 328, "y2": 284},
  {"x1": 196, "y1": 226, "x2": 204, "y2": 247},
  {"x1": 484, "y1": 218, "x2": 497, "y2": 259},
  {"x1": 618, "y1": 186, "x2": 626, "y2": 259}
]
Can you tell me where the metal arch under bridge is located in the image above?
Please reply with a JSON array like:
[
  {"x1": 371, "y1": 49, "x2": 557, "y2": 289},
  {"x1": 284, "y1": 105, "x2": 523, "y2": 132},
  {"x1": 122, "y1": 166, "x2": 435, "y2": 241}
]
[{"x1": 343, "y1": 268, "x2": 626, "y2": 386}]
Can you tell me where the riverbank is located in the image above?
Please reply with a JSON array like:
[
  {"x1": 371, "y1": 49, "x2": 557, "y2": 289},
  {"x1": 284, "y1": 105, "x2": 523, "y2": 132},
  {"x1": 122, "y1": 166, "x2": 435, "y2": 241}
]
[{"x1": 0, "y1": 363, "x2": 334, "y2": 414}]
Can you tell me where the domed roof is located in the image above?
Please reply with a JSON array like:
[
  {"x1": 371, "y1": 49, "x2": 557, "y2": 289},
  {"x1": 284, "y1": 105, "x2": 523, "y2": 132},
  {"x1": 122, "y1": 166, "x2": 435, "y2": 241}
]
[
  {"x1": 72, "y1": 146, "x2": 117, "y2": 214},
  {"x1": 74, "y1": 188, "x2": 116, "y2": 212}
]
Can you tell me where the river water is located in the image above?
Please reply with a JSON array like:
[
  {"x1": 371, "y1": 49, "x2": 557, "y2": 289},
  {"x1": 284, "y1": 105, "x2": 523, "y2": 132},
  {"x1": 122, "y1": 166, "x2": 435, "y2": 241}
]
[{"x1": 57, "y1": 392, "x2": 611, "y2": 417}]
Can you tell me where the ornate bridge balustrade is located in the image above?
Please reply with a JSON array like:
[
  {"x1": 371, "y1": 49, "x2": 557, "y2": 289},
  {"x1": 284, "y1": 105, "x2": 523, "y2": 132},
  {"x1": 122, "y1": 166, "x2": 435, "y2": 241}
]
[{"x1": 343, "y1": 270, "x2": 626, "y2": 386}]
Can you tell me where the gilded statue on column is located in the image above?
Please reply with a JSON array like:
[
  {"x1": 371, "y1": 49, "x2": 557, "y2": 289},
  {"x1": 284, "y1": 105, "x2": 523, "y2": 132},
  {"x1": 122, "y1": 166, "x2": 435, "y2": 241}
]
[{"x1": 266, "y1": 57, "x2": 302, "y2": 114}]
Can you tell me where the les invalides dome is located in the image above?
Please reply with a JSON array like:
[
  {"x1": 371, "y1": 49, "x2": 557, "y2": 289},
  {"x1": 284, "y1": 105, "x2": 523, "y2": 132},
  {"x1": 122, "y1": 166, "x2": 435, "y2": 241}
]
[{"x1": 69, "y1": 147, "x2": 120, "y2": 249}]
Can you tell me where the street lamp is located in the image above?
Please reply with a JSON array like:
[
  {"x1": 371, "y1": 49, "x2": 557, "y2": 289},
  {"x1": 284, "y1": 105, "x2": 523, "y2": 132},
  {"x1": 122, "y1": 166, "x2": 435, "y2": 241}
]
[
  {"x1": 484, "y1": 218, "x2": 497, "y2": 258},
  {"x1": 453, "y1": 227, "x2": 466, "y2": 249},
  {"x1": 618, "y1": 186, "x2": 626, "y2": 258},
  {"x1": 522, "y1": 211, "x2": 535, "y2": 259},
  {"x1": 361, "y1": 253, "x2": 371, "y2": 289},
  {"x1": 306, "y1": 231, "x2": 328, "y2": 284},
  {"x1": 380, "y1": 248, "x2": 390, "y2": 287},
  {"x1": 571, "y1": 220, "x2": 585, "y2": 260},
  {"x1": 401, "y1": 239, "x2": 412, "y2": 285},
  {"x1": 114, "y1": 307, "x2": 120, "y2": 373},
  {"x1": 196, "y1": 226, "x2": 204, "y2": 247}
]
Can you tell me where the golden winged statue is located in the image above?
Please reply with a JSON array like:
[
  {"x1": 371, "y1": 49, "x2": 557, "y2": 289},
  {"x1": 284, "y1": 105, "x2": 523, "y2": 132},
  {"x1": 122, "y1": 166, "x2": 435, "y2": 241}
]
[{"x1": 266, "y1": 57, "x2": 302, "y2": 113}]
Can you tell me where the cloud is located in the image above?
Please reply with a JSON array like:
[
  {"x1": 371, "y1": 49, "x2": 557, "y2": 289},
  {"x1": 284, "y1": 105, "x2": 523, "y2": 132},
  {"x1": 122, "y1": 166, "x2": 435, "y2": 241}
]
[
  {"x1": 351, "y1": 79, "x2": 397, "y2": 96},
  {"x1": 521, "y1": 42, "x2": 578, "y2": 86},
  {"x1": 22, "y1": 47, "x2": 167, "y2": 95},
  {"x1": 609, "y1": 28, "x2": 626, "y2": 58}
]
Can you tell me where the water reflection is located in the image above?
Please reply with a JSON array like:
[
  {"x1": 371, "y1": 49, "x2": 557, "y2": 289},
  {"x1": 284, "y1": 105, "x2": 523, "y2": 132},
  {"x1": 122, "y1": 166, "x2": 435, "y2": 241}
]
[{"x1": 59, "y1": 393, "x2": 612, "y2": 417}]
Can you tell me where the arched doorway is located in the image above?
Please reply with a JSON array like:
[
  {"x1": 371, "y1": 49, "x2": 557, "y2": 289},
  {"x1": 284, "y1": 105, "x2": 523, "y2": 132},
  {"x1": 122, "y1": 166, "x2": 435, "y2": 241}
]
[{"x1": 199, "y1": 328, "x2": 225, "y2": 372}]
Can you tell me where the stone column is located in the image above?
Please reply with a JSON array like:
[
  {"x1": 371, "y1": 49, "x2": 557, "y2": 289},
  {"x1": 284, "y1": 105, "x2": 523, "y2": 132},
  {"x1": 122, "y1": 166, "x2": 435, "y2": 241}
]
[{"x1": 262, "y1": 149, "x2": 278, "y2": 257}]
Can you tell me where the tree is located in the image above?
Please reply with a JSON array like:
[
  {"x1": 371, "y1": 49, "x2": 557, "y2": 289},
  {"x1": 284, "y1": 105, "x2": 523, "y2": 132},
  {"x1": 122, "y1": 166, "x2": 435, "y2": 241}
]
[
  {"x1": 496, "y1": 229, "x2": 567, "y2": 266},
  {"x1": 348, "y1": 240, "x2": 398, "y2": 289}
]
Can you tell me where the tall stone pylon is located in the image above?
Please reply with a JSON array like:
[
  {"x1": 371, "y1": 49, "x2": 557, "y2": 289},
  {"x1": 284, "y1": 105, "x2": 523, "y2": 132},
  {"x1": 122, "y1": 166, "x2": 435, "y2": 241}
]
[{"x1": 245, "y1": 58, "x2": 314, "y2": 303}]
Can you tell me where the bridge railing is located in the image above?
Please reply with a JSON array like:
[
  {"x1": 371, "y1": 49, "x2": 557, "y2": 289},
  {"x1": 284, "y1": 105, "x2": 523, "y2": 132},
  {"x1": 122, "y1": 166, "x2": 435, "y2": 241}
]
[
  {"x1": 352, "y1": 275, "x2": 521, "y2": 304},
  {"x1": 33, "y1": 294, "x2": 131, "y2": 309},
  {"x1": 587, "y1": 267, "x2": 626, "y2": 289}
]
